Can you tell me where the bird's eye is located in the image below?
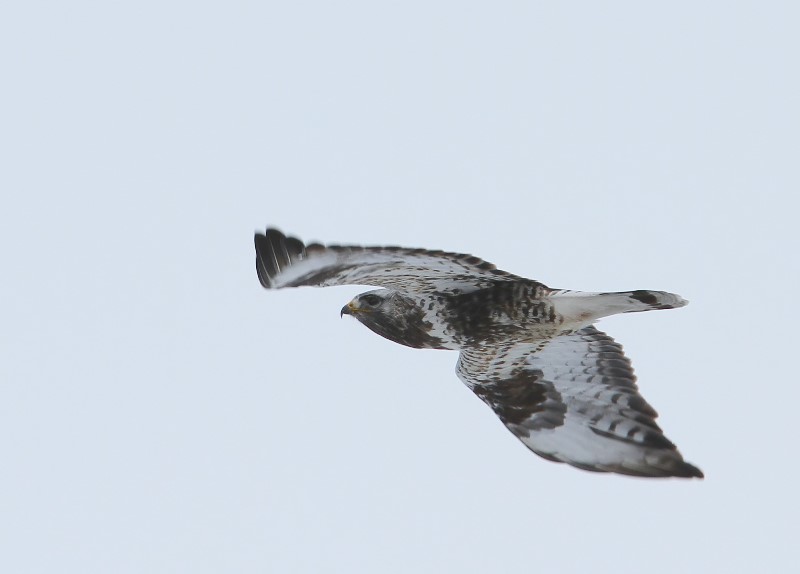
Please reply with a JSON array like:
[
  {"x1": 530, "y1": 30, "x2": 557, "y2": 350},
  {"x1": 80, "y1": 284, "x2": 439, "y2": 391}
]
[{"x1": 362, "y1": 294, "x2": 382, "y2": 307}]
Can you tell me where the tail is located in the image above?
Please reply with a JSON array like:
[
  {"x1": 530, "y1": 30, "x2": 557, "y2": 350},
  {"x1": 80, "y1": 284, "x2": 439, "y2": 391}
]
[
  {"x1": 617, "y1": 290, "x2": 688, "y2": 312},
  {"x1": 550, "y1": 289, "x2": 688, "y2": 325}
]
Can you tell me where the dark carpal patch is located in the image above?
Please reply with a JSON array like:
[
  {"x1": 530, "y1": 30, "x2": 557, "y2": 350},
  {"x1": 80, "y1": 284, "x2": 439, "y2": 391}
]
[{"x1": 474, "y1": 369, "x2": 566, "y2": 432}]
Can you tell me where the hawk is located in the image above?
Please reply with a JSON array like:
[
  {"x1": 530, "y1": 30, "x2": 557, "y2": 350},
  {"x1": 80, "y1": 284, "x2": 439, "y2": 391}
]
[{"x1": 255, "y1": 228, "x2": 703, "y2": 478}]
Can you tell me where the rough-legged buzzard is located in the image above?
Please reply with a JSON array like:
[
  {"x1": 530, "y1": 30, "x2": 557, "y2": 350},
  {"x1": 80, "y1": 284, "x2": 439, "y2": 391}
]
[{"x1": 255, "y1": 228, "x2": 702, "y2": 478}]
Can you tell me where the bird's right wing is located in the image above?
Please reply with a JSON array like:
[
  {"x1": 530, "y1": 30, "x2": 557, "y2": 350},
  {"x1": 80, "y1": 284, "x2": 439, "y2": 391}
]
[
  {"x1": 456, "y1": 326, "x2": 703, "y2": 478},
  {"x1": 255, "y1": 228, "x2": 540, "y2": 295}
]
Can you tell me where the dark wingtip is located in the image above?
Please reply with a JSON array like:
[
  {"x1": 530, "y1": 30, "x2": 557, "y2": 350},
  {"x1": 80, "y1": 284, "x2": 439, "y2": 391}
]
[
  {"x1": 662, "y1": 459, "x2": 703, "y2": 479},
  {"x1": 682, "y1": 462, "x2": 704, "y2": 479},
  {"x1": 255, "y1": 227, "x2": 307, "y2": 289},
  {"x1": 254, "y1": 231, "x2": 275, "y2": 288}
]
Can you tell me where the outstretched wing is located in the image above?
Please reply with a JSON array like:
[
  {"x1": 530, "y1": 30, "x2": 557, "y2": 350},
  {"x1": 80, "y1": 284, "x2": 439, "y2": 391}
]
[
  {"x1": 255, "y1": 228, "x2": 537, "y2": 295},
  {"x1": 456, "y1": 326, "x2": 702, "y2": 478}
]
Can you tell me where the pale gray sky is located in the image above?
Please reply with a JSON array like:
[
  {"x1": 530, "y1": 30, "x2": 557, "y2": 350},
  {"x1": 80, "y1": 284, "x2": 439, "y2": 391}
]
[{"x1": 1, "y1": 1, "x2": 798, "y2": 573}]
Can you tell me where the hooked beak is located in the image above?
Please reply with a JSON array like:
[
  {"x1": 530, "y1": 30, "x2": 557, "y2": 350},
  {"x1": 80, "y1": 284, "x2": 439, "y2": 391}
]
[{"x1": 340, "y1": 303, "x2": 356, "y2": 318}]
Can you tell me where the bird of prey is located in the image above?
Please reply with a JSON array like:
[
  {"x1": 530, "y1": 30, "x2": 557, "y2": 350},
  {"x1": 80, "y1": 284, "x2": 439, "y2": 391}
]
[{"x1": 255, "y1": 228, "x2": 702, "y2": 478}]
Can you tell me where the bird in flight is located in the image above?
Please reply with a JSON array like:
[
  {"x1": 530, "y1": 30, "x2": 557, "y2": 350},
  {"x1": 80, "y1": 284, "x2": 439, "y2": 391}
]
[{"x1": 255, "y1": 228, "x2": 702, "y2": 478}]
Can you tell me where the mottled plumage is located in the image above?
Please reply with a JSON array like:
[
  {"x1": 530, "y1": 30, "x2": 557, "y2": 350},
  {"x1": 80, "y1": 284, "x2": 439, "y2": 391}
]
[{"x1": 255, "y1": 228, "x2": 702, "y2": 478}]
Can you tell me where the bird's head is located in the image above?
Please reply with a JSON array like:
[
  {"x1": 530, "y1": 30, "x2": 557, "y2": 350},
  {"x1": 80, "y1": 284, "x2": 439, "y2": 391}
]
[
  {"x1": 340, "y1": 289, "x2": 393, "y2": 319},
  {"x1": 340, "y1": 289, "x2": 445, "y2": 349}
]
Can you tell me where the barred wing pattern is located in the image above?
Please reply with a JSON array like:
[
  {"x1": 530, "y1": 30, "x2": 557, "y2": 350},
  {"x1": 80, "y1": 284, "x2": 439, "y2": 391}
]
[
  {"x1": 255, "y1": 228, "x2": 532, "y2": 295},
  {"x1": 457, "y1": 326, "x2": 702, "y2": 478}
]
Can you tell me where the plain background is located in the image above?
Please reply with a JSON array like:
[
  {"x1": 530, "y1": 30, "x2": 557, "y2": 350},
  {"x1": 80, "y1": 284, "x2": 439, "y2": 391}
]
[{"x1": 2, "y1": 1, "x2": 798, "y2": 572}]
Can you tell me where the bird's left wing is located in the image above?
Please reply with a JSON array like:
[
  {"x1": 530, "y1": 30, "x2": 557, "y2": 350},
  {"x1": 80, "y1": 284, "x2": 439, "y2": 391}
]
[
  {"x1": 255, "y1": 228, "x2": 535, "y2": 295},
  {"x1": 456, "y1": 326, "x2": 703, "y2": 478}
]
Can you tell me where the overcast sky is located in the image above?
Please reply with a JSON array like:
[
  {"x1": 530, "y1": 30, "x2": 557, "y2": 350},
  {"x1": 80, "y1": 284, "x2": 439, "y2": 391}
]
[{"x1": 2, "y1": 1, "x2": 798, "y2": 573}]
